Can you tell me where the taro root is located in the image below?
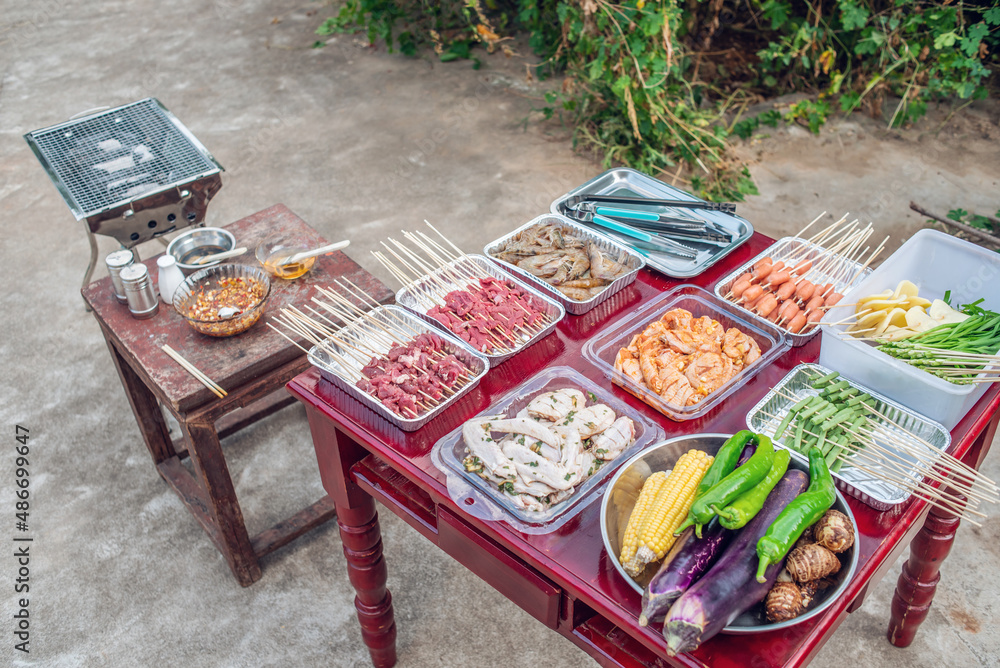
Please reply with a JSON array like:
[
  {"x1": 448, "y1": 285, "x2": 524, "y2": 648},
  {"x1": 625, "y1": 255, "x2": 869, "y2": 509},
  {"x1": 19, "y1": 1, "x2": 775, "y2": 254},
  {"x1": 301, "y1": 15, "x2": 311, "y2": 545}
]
[
  {"x1": 786, "y1": 543, "x2": 841, "y2": 583},
  {"x1": 814, "y1": 509, "x2": 855, "y2": 553},
  {"x1": 792, "y1": 524, "x2": 816, "y2": 552},
  {"x1": 766, "y1": 581, "x2": 803, "y2": 622},
  {"x1": 798, "y1": 577, "x2": 835, "y2": 608}
]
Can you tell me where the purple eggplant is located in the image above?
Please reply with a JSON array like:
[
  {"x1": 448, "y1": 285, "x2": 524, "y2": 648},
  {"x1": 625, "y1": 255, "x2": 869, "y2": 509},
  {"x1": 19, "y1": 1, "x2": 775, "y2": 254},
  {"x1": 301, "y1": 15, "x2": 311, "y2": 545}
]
[
  {"x1": 661, "y1": 469, "x2": 808, "y2": 655},
  {"x1": 637, "y1": 439, "x2": 759, "y2": 626},
  {"x1": 736, "y1": 439, "x2": 757, "y2": 467},
  {"x1": 639, "y1": 518, "x2": 732, "y2": 627}
]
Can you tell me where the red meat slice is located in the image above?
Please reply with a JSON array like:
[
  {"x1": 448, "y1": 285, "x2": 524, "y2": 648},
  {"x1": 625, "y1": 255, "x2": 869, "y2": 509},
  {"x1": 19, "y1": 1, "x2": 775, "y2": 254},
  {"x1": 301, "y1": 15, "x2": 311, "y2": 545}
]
[{"x1": 397, "y1": 393, "x2": 420, "y2": 416}]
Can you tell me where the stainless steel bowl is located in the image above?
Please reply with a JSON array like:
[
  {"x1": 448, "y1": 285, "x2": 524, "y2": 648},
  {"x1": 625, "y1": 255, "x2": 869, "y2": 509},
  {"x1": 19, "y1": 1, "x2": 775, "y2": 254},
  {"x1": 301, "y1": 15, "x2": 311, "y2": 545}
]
[
  {"x1": 166, "y1": 227, "x2": 237, "y2": 274},
  {"x1": 600, "y1": 433, "x2": 858, "y2": 633}
]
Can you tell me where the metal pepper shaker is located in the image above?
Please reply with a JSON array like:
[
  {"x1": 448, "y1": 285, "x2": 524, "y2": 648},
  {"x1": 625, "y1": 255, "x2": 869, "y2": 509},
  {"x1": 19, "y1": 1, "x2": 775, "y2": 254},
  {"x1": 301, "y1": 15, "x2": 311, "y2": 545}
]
[
  {"x1": 120, "y1": 263, "x2": 160, "y2": 319},
  {"x1": 105, "y1": 249, "x2": 136, "y2": 304}
]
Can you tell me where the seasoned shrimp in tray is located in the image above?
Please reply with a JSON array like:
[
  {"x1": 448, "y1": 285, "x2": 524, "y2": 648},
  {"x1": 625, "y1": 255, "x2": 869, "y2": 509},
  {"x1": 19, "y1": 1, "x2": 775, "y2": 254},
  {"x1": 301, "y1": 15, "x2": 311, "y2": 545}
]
[{"x1": 613, "y1": 307, "x2": 761, "y2": 409}]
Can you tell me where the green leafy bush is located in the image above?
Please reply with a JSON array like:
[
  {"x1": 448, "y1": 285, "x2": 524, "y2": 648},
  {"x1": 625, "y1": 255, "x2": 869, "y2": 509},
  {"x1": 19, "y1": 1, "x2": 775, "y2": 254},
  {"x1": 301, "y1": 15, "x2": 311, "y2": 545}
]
[{"x1": 318, "y1": 0, "x2": 998, "y2": 200}]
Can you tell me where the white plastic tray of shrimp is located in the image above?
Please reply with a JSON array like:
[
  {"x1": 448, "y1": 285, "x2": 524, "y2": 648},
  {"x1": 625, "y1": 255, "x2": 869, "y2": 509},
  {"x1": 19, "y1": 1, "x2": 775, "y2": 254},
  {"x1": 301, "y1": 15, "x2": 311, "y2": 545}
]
[
  {"x1": 583, "y1": 284, "x2": 789, "y2": 421},
  {"x1": 430, "y1": 365, "x2": 665, "y2": 534}
]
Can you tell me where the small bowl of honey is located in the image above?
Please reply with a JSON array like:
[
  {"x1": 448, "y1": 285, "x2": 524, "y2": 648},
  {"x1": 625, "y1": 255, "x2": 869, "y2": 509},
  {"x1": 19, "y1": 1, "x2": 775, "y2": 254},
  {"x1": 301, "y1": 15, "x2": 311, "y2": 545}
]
[{"x1": 256, "y1": 234, "x2": 318, "y2": 280}]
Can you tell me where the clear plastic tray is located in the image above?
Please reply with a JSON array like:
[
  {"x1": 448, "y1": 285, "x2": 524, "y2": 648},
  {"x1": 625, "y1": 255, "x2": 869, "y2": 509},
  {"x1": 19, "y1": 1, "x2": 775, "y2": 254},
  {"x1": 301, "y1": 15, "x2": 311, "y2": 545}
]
[
  {"x1": 745, "y1": 363, "x2": 952, "y2": 511},
  {"x1": 818, "y1": 229, "x2": 1000, "y2": 429},
  {"x1": 430, "y1": 365, "x2": 665, "y2": 534},
  {"x1": 582, "y1": 284, "x2": 790, "y2": 421},
  {"x1": 714, "y1": 236, "x2": 873, "y2": 347},
  {"x1": 484, "y1": 213, "x2": 646, "y2": 315}
]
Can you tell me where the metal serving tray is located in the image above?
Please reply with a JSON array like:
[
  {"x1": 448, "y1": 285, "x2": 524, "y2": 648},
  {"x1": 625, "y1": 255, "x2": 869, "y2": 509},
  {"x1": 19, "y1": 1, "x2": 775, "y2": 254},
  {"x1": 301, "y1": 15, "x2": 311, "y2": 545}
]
[
  {"x1": 430, "y1": 365, "x2": 665, "y2": 535},
  {"x1": 600, "y1": 433, "x2": 858, "y2": 632},
  {"x1": 714, "y1": 236, "x2": 874, "y2": 347},
  {"x1": 484, "y1": 213, "x2": 646, "y2": 315},
  {"x1": 307, "y1": 305, "x2": 490, "y2": 432},
  {"x1": 746, "y1": 363, "x2": 952, "y2": 511},
  {"x1": 394, "y1": 254, "x2": 566, "y2": 367},
  {"x1": 550, "y1": 167, "x2": 753, "y2": 278}
]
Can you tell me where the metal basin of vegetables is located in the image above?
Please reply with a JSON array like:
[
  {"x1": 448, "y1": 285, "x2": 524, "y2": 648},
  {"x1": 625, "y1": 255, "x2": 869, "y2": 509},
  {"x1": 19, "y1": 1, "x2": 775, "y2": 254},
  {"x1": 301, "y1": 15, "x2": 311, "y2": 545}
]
[{"x1": 600, "y1": 433, "x2": 858, "y2": 633}]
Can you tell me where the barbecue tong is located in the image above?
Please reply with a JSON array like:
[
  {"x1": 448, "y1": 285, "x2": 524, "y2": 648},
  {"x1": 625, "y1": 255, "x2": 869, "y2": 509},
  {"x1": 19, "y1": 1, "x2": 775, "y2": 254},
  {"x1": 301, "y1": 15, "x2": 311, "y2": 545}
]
[
  {"x1": 562, "y1": 207, "x2": 699, "y2": 259},
  {"x1": 563, "y1": 193, "x2": 737, "y2": 214}
]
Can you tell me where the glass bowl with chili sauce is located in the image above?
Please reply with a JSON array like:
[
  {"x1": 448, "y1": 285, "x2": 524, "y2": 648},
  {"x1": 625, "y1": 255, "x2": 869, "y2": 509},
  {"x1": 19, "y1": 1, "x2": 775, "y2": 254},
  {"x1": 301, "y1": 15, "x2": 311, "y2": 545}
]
[{"x1": 172, "y1": 264, "x2": 271, "y2": 337}]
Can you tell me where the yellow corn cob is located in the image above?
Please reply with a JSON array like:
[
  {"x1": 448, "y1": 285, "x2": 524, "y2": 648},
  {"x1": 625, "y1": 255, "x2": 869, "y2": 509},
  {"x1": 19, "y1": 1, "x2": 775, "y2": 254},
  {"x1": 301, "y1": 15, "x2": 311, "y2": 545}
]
[
  {"x1": 622, "y1": 450, "x2": 713, "y2": 577},
  {"x1": 618, "y1": 471, "x2": 669, "y2": 569}
]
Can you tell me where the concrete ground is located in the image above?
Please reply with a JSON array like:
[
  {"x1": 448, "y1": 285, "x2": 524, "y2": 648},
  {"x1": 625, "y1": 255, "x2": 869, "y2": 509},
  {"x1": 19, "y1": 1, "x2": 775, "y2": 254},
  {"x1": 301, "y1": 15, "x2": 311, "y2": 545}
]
[{"x1": 2, "y1": 1, "x2": 999, "y2": 666}]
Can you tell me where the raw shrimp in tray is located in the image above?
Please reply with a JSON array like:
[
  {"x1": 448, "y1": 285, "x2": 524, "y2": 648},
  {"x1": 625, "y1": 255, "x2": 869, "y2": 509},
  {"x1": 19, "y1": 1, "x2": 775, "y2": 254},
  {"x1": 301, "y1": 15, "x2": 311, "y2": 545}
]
[{"x1": 432, "y1": 366, "x2": 665, "y2": 534}]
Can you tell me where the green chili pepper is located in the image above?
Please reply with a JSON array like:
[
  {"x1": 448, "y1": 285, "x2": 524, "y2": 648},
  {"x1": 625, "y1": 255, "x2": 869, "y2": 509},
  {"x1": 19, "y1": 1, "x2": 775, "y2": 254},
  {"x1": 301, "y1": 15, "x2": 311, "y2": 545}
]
[
  {"x1": 692, "y1": 430, "x2": 755, "y2": 502},
  {"x1": 676, "y1": 435, "x2": 775, "y2": 538},
  {"x1": 712, "y1": 448, "x2": 791, "y2": 530},
  {"x1": 755, "y1": 446, "x2": 837, "y2": 582}
]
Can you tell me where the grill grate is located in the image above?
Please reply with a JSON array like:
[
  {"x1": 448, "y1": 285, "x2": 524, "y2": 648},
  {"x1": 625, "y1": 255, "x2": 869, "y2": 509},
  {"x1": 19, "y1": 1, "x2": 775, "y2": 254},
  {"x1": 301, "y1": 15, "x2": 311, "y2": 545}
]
[{"x1": 25, "y1": 98, "x2": 221, "y2": 219}]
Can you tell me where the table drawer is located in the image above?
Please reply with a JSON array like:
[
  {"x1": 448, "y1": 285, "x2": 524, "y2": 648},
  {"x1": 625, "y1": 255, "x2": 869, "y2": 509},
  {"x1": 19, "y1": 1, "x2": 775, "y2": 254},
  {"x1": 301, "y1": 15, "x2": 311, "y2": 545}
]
[{"x1": 437, "y1": 507, "x2": 561, "y2": 629}]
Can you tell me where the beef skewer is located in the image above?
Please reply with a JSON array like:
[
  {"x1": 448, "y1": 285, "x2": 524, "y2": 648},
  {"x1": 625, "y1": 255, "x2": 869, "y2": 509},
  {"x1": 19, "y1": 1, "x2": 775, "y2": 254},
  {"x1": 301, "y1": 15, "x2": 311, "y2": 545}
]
[
  {"x1": 416, "y1": 225, "x2": 548, "y2": 327},
  {"x1": 305, "y1": 300, "x2": 462, "y2": 396},
  {"x1": 386, "y1": 236, "x2": 539, "y2": 340},
  {"x1": 374, "y1": 250, "x2": 519, "y2": 353}
]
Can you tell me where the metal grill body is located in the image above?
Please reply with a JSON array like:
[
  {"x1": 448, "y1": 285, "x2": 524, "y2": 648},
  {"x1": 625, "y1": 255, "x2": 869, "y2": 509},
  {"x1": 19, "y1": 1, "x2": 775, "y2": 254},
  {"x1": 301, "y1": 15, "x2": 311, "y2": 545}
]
[{"x1": 24, "y1": 98, "x2": 224, "y2": 289}]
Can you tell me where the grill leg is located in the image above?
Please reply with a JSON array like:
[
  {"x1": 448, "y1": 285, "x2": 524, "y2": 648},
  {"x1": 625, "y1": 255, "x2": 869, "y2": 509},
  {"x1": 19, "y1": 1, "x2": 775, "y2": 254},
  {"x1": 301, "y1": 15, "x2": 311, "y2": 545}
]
[{"x1": 82, "y1": 226, "x2": 100, "y2": 311}]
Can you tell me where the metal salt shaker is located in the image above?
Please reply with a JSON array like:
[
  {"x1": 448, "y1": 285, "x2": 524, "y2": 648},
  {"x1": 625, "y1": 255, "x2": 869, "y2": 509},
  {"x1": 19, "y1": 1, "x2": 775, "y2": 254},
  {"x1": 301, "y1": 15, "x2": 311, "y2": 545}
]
[
  {"x1": 106, "y1": 249, "x2": 135, "y2": 304},
  {"x1": 120, "y1": 263, "x2": 160, "y2": 319}
]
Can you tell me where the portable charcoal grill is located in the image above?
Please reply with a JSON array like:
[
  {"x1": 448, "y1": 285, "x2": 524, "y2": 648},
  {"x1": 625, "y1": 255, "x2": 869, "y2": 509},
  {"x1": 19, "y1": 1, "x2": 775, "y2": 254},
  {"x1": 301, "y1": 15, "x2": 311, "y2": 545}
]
[{"x1": 24, "y1": 98, "x2": 224, "y2": 289}]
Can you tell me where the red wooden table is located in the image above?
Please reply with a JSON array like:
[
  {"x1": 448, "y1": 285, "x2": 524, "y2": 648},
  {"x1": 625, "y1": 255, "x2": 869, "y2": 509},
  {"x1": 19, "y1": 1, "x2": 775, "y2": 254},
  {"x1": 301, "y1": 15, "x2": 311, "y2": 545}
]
[
  {"x1": 83, "y1": 204, "x2": 393, "y2": 586},
  {"x1": 287, "y1": 231, "x2": 999, "y2": 666}
]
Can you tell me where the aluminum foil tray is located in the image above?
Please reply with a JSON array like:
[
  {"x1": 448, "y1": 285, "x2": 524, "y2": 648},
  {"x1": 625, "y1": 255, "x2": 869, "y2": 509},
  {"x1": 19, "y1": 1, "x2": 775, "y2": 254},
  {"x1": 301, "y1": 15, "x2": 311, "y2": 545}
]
[
  {"x1": 430, "y1": 365, "x2": 665, "y2": 535},
  {"x1": 715, "y1": 236, "x2": 874, "y2": 347},
  {"x1": 550, "y1": 167, "x2": 753, "y2": 278},
  {"x1": 746, "y1": 363, "x2": 952, "y2": 511},
  {"x1": 394, "y1": 254, "x2": 566, "y2": 367},
  {"x1": 484, "y1": 213, "x2": 645, "y2": 315},
  {"x1": 307, "y1": 305, "x2": 490, "y2": 432}
]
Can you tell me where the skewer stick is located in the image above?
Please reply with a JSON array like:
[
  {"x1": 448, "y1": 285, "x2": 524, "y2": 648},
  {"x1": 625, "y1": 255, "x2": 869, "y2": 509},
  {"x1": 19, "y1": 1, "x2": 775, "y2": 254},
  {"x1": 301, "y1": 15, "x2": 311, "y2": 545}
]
[
  {"x1": 399, "y1": 232, "x2": 543, "y2": 338},
  {"x1": 847, "y1": 236, "x2": 889, "y2": 285},
  {"x1": 792, "y1": 211, "x2": 828, "y2": 239},
  {"x1": 783, "y1": 377, "x2": 997, "y2": 489},
  {"x1": 764, "y1": 397, "x2": 996, "y2": 503},
  {"x1": 846, "y1": 459, "x2": 982, "y2": 525},
  {"x1": 417, "y1": 227, "x2": 545, "y2": 323},
  {"x1": 335, "y1": 278, "x2": 436, "y2": 344},
  {"x1": 301, "y1": 295, "x2": 469, "y2": 389},
  {"x1": 805, "y1": 214, "x2": 850, "y2": 245},
  {"x1": 389, "y1": 237, "x2": 539, "y2": 339},
  {"x1": 162, "y1": 345, "x2": 226, "y2": 398},
  {"x1": 828, "y1": 308, "x2": 872, "y2": 327},
  {"x1": 267, "y1": 322, "x2": 314, "y2": 357},
  {"x1": 758, "y1": 408, "x2": 986, "y2": 519}
]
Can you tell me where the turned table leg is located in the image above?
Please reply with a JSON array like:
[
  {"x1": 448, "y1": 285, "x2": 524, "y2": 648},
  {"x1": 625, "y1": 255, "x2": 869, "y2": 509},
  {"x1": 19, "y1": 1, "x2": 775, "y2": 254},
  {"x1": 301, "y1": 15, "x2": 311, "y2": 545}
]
[
  {"x1": 887, "y1": 413, "x2": 998, "y2": 647},
  {"x1": 303, "y1": 410, "x2": 397, "y2": 668},
  {"x1": 336, "y1": 498, "x2": 397, "y2": 668},
  {"x1": 887, "y1": 496, "x2": 962, "y2": 647}
]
